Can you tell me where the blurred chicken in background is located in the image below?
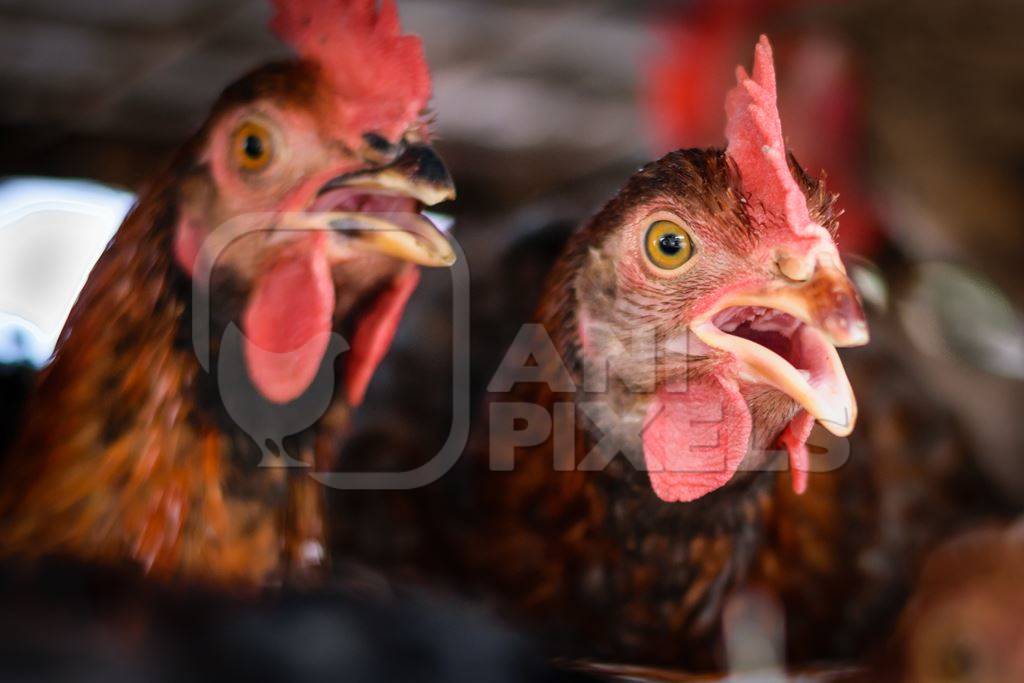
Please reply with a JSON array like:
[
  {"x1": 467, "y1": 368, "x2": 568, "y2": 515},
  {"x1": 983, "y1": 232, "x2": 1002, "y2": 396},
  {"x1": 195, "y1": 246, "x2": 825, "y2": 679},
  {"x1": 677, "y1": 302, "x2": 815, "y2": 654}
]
[
  {"x1": 839, "y1": 522, "x2": 1024, "y2": 683},
  {"x1": 0, "y1": 0, "x2": 458, "y2": 586}
]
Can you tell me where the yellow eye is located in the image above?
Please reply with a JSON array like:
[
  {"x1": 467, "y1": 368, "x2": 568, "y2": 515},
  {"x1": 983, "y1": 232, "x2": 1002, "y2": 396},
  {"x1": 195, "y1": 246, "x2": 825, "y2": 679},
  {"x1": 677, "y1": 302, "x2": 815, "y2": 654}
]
[
  {"x1": 644, "y1": 220, "x2": 694, "y2": 270},
  {"x1": 232, "y1": 121, "x2": 273, "y2": 172}
]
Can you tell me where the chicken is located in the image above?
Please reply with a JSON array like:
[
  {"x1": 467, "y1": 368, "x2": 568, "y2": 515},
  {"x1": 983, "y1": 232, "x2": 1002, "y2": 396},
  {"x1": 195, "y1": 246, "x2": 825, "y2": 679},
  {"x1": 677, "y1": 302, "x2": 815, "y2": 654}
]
[
  {"x1": 832, "y1": 522, "x2": 1024, "y2": 683},
  {"x1": 326, "y1": 37, "x2": 865, "y2": 668},
  {"x1": 459, "y1": 37, "x2": 866, "y2": 664},
  {"x1": 0, "y1": 0, "x2": 456, "y2": 587}
]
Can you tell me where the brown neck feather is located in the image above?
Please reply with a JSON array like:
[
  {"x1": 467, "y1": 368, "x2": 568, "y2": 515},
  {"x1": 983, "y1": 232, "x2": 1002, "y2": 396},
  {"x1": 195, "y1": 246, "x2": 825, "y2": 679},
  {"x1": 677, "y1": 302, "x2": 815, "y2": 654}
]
[{"x1": 0, "y1": 176, "x2": 300, "y2": 585}]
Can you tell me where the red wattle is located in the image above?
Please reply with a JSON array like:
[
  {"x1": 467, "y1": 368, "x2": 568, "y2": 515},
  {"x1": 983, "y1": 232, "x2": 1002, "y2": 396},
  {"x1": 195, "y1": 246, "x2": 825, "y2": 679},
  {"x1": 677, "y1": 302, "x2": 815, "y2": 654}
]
[
  {"x1": 242, "y1": 237, "x2": 335, "y2": 404},
  {"x1": 643, "y1": 375, "x2": 752, "y2": 503}
]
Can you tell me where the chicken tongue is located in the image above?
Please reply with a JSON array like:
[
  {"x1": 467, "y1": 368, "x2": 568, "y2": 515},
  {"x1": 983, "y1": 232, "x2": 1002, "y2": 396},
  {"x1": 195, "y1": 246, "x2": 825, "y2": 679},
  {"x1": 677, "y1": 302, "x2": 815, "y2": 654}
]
[
  {"x1": 643, "y1": 375, "x2": 752, "y2": 503},
  {"x1": 242, "y1": 235, "x2": 336, "y2": 404}
]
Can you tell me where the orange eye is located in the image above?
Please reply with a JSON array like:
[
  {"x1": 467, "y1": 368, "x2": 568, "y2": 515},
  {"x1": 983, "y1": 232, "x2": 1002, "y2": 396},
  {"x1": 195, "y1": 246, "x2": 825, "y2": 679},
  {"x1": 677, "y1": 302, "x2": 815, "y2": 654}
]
[
  {"x1": 232, "y1": 121, "x2": 273, "y2": 172},
  {"x1": 644, "y1": 220, "x2": 694, "y2": 270}
]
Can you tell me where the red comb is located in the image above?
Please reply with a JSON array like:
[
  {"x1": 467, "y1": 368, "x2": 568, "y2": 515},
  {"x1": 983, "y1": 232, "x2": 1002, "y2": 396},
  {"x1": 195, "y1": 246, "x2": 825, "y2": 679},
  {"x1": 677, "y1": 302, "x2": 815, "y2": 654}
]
[
  {"x1": 725, "y1": 35, "x2": 814, "y2": 237},
  {"x1": 270, "y1": 0, "x2": 430, "y2": 146}
]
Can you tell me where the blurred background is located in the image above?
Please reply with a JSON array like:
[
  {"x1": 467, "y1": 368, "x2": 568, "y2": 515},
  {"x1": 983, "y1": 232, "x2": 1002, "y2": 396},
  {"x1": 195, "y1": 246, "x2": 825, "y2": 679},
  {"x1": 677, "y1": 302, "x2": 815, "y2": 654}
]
[{"x1": 1, "y1": 1, "x2": 1024, "y2": 676}]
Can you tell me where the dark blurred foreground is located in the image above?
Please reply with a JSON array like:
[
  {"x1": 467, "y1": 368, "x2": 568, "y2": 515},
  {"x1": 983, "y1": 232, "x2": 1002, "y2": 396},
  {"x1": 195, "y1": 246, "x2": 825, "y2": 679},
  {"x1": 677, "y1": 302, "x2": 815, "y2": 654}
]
[{"x1": 0, "y1": 559, "x2": 587, "y2": 683}]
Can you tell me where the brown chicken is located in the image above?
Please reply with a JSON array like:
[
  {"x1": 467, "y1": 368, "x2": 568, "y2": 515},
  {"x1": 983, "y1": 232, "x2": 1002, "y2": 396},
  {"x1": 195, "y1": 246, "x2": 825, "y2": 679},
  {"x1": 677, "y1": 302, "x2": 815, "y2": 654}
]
[
  {"x1": 328, "y1": 37, "x2": 870, "y2": 668},
  {"x1": 0, "y1": 0, "x2": 455, "y2": 587},
  {"x1": 459, "y1": 37, "x2": 867, "y2": 664},
  {"x1": 451, "y1": 36, "x2": 1014, "y2": 670},
  {"x1": 830, "y1": 522, "x2": 1024, "y2": 683}
]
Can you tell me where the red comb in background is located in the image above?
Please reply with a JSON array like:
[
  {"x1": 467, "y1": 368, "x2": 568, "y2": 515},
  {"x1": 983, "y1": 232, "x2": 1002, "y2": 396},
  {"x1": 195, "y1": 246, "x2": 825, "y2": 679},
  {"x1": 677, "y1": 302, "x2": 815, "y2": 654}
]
[
  {"x1": 270, "y1": 0, "x2": 431, "y2": 145},
  {"x1": 725, "y1": 35, "x2": 816, "y2": 238},
  {"x1": 645, "y1": 1, "x2": 752, "y2": 151}
]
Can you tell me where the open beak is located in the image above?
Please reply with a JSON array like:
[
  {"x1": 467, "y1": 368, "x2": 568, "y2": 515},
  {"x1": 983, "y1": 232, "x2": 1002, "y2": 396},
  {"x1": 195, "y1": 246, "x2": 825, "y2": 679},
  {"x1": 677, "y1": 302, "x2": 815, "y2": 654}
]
[
  {"x1": 285, "y1": 143, "x2": 457, "y2": 267},
  {"x1": 690, "y1": 258, "x2": 869, "y2": 436}
]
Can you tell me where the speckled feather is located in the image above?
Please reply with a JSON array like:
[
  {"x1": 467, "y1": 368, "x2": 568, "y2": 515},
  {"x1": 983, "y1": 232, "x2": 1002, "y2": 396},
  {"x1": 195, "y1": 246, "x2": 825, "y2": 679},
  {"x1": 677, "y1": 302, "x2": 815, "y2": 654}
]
[{"x1": 0, "y1": 170, "x2": 287, "y2": 584}]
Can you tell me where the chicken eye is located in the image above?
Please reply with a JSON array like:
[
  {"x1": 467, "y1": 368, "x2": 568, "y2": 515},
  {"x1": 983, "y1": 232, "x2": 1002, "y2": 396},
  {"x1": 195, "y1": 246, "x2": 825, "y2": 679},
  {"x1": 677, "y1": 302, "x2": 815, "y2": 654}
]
[
  {"x1": 644, "y1": 220, "x2": 694, "y2": 270},
  {"x1": 232, "y1": 121, "x2": 273, "y2": 172}
]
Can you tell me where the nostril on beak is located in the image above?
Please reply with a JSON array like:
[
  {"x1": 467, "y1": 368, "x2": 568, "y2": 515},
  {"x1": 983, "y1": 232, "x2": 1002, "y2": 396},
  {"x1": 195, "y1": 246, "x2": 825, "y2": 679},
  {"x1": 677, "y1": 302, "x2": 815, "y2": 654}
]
[
  {"x1": 362, "y1": 132, "x2": 404, "y2": 165},
  {"x1": 778, "y1": 254, "x2": 814, "y2": 282},
  {"x1": 779, "y1": 250, "x2": 870, "y2": 347}
]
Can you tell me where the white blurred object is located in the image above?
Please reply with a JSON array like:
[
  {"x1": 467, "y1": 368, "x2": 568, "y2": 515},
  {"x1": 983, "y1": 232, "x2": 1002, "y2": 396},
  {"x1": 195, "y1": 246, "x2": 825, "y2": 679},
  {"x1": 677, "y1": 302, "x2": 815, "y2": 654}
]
[
  {"x1": 723, "y1": 587, "x2": 787, "y2": 681},
  {"x1": 423, "y1": 210, "x2": 454, "y2": 234},
  {"x1": 899, "y1": 261, "x2": 1024, "y2": 380},
  {"x1": 0, "y1": 177, "x2": 134, "y2": 366},
  {"x1": 845, "y1": 255, "x2": 889, "y2": 314}
]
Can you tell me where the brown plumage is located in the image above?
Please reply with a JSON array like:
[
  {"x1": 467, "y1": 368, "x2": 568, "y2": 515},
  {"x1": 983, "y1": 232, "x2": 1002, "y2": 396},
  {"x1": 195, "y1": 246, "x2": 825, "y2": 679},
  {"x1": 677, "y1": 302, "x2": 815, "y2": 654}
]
[
  {"x1": 754, "y1": 306, "x2": 1012, "y2": 663},
  {"x1": 0, "y1": 166, "x2": 286, "y2": 583},
  {"x1": 442, "y1": 116, "x2": 1002, "y2": 673}
]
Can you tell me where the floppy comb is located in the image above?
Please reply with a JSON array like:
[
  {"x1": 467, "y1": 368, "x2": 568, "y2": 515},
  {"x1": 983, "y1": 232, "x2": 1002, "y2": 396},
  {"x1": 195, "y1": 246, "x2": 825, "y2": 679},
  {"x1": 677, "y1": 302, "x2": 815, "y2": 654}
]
[
  {"x1": 725, "y1": 35, "x2": 815, "y2": 238},
  {"x1": 270, "y1": 0, "x2": 430, "y2": 144}
]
